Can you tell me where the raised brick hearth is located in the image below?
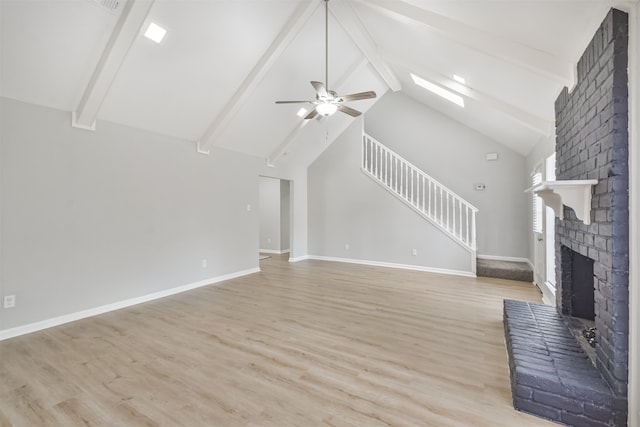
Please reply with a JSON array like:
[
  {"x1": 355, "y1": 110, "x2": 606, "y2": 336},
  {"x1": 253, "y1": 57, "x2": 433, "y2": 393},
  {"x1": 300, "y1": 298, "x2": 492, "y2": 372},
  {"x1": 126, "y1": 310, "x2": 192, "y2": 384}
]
[
  {"x1": 504, "y1": 300, "x2": 625, "y2": 426},
  {"x1": 504, "y1": 8, "x2": 629, "y2": 427}
]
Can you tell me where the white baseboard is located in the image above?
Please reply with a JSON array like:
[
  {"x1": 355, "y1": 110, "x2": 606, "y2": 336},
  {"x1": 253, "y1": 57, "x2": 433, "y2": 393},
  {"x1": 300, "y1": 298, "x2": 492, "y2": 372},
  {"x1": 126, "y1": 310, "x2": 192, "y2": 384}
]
[
  {"x1": 308, "y1": 255, "x2": 475, "y2": 278},
  {"x1": 259, "y1": 249, "x2": 291, "y2": 254},
  {"x1": 526, "y1": 259, "x2": 535, "y2": 271},
  {"x1": 0, "y1": 267, "x2": 260, "y2": 341},
  {"x1": 288, "y1": 255, "x2": 309, "y2": 263}
]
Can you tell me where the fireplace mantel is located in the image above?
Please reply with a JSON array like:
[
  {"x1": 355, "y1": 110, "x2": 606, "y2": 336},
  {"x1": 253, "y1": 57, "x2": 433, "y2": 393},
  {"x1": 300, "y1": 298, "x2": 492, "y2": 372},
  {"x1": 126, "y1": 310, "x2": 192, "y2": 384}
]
[{"x1": 526, "y1": 180, "x2": 598, "y2": 225}]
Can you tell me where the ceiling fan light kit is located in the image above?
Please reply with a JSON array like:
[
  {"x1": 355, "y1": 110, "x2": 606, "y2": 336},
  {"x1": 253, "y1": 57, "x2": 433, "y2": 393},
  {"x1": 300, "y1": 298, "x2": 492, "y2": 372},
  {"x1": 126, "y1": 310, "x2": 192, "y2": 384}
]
[
  {"x1": 275, "y1": 0, "x2": 376, "y2": 119},
  {"x1": 316, "y1": 102, "x2": 338, "y2": 116}
]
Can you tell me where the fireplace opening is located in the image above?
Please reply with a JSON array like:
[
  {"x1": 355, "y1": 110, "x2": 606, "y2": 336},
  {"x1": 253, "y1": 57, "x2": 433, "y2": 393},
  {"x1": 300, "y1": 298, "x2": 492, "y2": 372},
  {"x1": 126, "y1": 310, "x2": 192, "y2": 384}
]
[
  {"x1": 569, "y1": 249, "x2": 595, "y2": 320},
  {"x1": 560, "y1": 245, "x2": 597, "y2": 364}
]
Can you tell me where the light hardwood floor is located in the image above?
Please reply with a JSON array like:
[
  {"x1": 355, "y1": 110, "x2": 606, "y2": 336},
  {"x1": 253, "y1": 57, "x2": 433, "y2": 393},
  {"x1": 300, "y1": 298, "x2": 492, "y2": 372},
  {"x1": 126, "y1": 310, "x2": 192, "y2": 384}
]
[{"x1": 0, "y1": 255, "x2": 558, "y2": 426}]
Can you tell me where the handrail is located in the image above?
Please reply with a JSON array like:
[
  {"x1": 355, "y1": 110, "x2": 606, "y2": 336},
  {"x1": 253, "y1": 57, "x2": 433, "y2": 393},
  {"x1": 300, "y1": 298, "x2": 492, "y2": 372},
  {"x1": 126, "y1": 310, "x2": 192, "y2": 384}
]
[{"x1": 362, "y1": 132, "x2": 478, "y2": 252}]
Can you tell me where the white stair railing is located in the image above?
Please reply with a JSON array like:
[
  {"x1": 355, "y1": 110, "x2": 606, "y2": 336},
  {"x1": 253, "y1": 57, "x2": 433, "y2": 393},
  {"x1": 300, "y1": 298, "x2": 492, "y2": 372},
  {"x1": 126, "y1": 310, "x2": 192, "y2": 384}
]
[{"x1": 362, "y1": 132, "x2": 478, "y2": 253}]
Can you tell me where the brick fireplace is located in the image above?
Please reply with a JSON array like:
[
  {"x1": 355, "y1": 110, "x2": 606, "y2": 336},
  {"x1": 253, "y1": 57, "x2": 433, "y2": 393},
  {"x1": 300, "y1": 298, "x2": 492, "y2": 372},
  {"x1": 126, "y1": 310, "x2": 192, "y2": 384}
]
[
  {"x1": 504, "y1": 8, "x2": 629, "y2": 427},
  {"x1": 555, "y1": 6, "x2": 629, "y2": 402}
]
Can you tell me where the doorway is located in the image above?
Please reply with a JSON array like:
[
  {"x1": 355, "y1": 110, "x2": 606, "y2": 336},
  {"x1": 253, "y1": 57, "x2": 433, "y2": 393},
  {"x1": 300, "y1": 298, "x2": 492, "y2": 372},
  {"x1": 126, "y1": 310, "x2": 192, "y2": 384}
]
[{"x1": 258, "y1": 176, "x2": 291, "y2": 257}]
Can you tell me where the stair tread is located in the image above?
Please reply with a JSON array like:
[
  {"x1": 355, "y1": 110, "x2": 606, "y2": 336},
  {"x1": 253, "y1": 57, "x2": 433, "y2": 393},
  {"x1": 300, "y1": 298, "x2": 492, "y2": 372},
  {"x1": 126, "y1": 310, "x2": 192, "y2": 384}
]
[{"x1": 476, "y1": 259, "x2": 533, "y2": 282}]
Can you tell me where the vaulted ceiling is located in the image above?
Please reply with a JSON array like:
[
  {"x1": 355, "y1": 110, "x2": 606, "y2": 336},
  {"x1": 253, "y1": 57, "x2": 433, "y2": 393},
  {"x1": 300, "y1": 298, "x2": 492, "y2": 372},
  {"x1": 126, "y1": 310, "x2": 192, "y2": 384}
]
[{"x1": 1, "y1": 0, "x2": 633, "y2": 165}]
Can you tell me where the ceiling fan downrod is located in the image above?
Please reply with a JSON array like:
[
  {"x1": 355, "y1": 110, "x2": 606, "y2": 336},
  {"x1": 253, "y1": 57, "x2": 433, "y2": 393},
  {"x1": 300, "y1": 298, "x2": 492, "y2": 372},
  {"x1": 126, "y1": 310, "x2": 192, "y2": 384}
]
[
  {"x1": 274, "y1": 0, "x2": 376, "y2": 119},
  {"x1": 324, "y1": 0, "x2": 329, "y2": 93}
]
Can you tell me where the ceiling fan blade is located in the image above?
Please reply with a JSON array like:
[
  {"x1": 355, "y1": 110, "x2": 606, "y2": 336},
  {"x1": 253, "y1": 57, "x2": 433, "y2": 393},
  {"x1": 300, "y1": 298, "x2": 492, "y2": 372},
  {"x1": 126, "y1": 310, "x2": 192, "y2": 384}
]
[
  {"x1": 337, "y1": 104, "x2": 361, "y2": 117},
  {"x1": 311, "y1": 81, "x2": 328, "y2": 98},
  {"x1": 304, "y1": 109, "x2": 319, "y2": 120},
  {"x1": 275, "y1": 100, "x2": 312, "y2": 104},
  {"x1": 338, "y1": 91, "x2": 377, "y2": 102}
]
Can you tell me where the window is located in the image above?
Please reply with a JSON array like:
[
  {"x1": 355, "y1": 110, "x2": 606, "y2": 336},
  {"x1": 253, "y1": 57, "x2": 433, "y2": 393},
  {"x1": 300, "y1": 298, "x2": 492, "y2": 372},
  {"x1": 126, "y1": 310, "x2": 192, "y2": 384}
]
[{"x1": 532, "y1": 172, "x2": 543, "y2": 233}]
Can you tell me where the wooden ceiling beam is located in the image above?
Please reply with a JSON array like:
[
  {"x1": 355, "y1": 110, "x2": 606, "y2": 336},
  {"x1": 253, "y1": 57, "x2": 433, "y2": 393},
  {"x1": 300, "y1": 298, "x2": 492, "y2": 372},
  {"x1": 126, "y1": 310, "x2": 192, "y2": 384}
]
[
  {"x1": 197, "y1": 0, "x2": 322, "y2": 154},
  {"x1": 329, "y1": 0, "x2": 401, "y2": 92},
  {"x1": 384, "y1": 52, "x2": 554, "y2": 136},
  {"x1": 355, "y1": 0, "x2": 575, "y2": 87},
  {"x1": 73, "y1": 0, "x2": 154, "y2": 131}
]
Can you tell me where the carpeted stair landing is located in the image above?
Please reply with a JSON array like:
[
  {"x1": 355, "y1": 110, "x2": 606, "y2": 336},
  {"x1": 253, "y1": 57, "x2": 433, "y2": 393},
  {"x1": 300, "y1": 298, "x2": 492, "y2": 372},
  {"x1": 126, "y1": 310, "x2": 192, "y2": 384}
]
[{"x1": 477, "y1": 258, "x2": 533, "y2": 282}]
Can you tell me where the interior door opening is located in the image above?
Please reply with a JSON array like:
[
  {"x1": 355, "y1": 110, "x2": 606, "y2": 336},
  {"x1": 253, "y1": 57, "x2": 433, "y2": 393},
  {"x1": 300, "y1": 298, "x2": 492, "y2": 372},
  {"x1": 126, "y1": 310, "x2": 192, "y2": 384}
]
[{"x1": 258, "y1": 176, "x2": 292, "y2": 260}]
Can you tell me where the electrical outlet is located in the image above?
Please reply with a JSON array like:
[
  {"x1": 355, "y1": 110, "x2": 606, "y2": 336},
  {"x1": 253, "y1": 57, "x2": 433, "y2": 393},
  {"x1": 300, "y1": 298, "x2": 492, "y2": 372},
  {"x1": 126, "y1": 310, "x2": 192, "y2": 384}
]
[
  {"x1": 4, "y1": 295, "x2": 16, "y2": 309},
  {"x1": 267, "y1": 238, "x2": 271, "y2": 244},
  {"x1": 202, "y1": 259, "x2": 207, "y2": 268},
  {"x1": 246, "y1": 204, "x2": 252, "y2": 212},
  {"x1": 345, "y1": 243, "x2": 350, "y2": 250},
  {"x1": 411, "y1": 248, "x2": 418, "y2": 256}
]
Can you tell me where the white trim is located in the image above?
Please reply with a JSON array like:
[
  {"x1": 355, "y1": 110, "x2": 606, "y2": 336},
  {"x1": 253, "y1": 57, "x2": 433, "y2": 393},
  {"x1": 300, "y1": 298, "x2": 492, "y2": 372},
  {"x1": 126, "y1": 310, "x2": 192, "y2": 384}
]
[
  {"x1": 538, "y1": 281, "x2": 556, "y2": 306},
  {"x1": 476, "y1": 254, "x2": 531, "y2": 263},
  {"x1": 384, "y1": 51, "x2": 552, "y2": 136},
  {"x1": 198, "y1": 0, "x2": 321, "y2": 151},
  {"x1": 329, "y1": 1, "x2": 401, "y2": 91},
  {"x1": 355, "y1": 0, "x2": 574, "y2": 86},
  {"x1": 0, "y1": 267, "x2": 259, "y2": 341},
  {"x1": 71, "y1": 111, "x2": 96, "y2": 131},
  {"x1": 73, "y1": 0, "x2": 154, "y2": 128},
  {"x1": 288, "y1": 255, "x2": 309, "y2": 263},
  {"x1": 196, "y1": 141, "x2": 210, "y2": 155},
  {"x1": 628, "y1": 3, "x2": 639, "y2": 426},
  {"x1": 259, "y1": 249, "x2": 291, "y2": 254},
  {"x1": 307, "y1": 255, "x2": 475, "y2": 278}
]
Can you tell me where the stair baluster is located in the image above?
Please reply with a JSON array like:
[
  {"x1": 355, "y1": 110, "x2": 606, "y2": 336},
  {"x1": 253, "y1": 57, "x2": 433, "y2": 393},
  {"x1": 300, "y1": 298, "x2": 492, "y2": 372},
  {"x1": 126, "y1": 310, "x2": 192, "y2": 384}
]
[{"x1": 361, "y1": 132, "x2": 478, "y2": 259}]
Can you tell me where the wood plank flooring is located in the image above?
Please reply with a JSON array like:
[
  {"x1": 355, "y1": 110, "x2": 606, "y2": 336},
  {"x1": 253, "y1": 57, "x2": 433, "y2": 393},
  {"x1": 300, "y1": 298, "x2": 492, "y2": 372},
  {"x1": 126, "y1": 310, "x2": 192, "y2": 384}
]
[{"x1": 0, "y1": 255, "x2": 559, "y2": 426}]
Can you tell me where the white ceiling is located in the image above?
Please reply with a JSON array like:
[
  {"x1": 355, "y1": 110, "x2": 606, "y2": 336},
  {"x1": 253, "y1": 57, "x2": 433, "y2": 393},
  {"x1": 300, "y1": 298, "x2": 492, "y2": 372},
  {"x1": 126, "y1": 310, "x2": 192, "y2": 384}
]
[{"x1": 1, "y1": 0, "x2": 634, "y2": 163}]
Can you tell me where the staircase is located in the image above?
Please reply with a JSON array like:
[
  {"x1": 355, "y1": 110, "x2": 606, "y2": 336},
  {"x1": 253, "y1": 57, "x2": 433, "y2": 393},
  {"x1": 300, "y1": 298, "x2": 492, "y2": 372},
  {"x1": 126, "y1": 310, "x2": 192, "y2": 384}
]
[{"x1": 361, "y1": 132, "x2": 479, "y2": 273}]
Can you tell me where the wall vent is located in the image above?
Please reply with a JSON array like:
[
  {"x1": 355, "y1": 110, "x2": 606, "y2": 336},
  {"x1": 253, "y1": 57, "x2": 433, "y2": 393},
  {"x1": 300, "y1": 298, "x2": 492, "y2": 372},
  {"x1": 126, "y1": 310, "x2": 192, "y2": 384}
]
[{"x1": 87, "y1": 0, "x2": 121, "y2": 15}]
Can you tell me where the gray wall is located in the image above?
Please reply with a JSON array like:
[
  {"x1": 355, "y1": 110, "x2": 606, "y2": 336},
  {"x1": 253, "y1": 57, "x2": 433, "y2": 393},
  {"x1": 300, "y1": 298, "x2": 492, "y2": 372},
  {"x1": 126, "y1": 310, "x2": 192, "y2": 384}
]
[
  {"x1": 1, "y1": 98, "x2": 261, "y2": 330},
  {"x1": 363, "y1": 92, "x2": 529, "y2": 258},
  {"x1": 308, "y1": 116, "x2": 471, "y2": 273}
]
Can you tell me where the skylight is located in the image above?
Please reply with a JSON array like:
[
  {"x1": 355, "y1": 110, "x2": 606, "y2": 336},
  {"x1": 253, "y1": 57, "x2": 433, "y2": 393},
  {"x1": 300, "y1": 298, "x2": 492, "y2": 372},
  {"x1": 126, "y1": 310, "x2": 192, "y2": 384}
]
[
  {"x1": 453, "y1": 74, "x2": 466, "y2": 85},
  {"x1": 410, "y1": 73, "x2": 464, "y2": 107},
  {"x1": 144, "y1": 22, "x2": 167, "y2": 44},
  {"x1": 296, "y1": 108, "x2": 308, "y2": 118}
]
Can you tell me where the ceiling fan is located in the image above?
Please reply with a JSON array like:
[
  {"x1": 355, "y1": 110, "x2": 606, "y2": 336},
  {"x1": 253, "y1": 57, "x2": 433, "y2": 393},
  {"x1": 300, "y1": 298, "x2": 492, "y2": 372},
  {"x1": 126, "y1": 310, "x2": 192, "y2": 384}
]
[{"x1": 275, "y1": 0, "x2": 376, "y2": 120}]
